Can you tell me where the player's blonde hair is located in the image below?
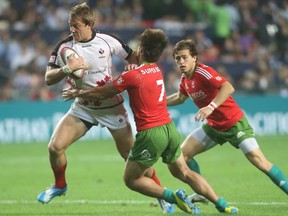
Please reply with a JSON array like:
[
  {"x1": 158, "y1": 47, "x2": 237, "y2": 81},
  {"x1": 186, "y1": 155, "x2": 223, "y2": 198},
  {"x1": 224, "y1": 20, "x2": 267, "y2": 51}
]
[{"x1": 70, "y1": 2, "x2": 95, "y2": 27}]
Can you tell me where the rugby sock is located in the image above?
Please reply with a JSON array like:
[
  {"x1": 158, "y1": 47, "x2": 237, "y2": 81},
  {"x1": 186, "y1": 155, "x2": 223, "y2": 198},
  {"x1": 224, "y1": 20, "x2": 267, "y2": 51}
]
[
  {"x1": 53, "y1": 164, "x2": 67, "y2": 189},
  {"x1": 151, "y1": 169, "x2": 162, "y2": 185},
  {"x1": 267, "y1": 165, "x2": 288, "y2": 194},
  {"x1": 187, "y1": 158, "x2": 201, "y2": 174},
  {"x1": 163, "y1": 189, "x2": 176, "y2": 203},
  {"x1": 215, "y1": 197, "x2": 229, "y2": 212}
]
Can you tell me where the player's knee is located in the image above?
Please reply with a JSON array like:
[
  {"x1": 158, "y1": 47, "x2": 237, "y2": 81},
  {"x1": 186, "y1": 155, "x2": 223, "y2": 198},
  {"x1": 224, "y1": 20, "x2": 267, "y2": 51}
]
[{"x1": 48, "y1": 141, "x2": 64, "y2": 156}]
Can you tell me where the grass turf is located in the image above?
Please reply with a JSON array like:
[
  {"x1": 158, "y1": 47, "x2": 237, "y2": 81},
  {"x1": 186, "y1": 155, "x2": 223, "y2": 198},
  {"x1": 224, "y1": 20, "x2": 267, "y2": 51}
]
[{"x1": 0, "y1": 135, "x2": 287, "y2": 215}]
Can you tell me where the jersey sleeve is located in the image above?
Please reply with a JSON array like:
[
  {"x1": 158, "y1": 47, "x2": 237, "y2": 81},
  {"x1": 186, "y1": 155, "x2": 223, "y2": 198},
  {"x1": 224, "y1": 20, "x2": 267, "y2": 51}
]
[
  {"x1": 113, "y1": 70, "x2": 138, "y2": 92},
  {"x1": 99, "y1": 33, "x2": 133, "y2": 60},
  {"x1": 206, "y1": 66, "x2": 227, "y2": 88},
  {"x1": 47, "y1": 35, "x2": 73, "y2": 68}
]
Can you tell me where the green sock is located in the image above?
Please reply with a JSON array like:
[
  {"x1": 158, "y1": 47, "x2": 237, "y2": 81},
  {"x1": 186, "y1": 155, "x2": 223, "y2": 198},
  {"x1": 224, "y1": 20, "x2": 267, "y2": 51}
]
[
  {"x1": 267, "y1": 165, "x2": 288, "y2": 194},
  {"x1": 163, "y1": 189, "x2": 176, "y2": 204},
  {"x1": 215, "y1": 197, "x2": 229, "y2": 212},
  {"x1": 187, "y1": 158, "x2": 201, "y2": 174}
]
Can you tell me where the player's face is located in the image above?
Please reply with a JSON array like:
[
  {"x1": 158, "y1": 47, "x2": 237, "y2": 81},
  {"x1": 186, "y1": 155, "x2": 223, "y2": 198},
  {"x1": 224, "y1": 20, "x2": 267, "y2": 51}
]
[
  {"x1": 69, "y1": 18, "x2": 92, "y2": 42},
  {"x1": 174, "y1": 49, "x2": 197, "y2": 79}
]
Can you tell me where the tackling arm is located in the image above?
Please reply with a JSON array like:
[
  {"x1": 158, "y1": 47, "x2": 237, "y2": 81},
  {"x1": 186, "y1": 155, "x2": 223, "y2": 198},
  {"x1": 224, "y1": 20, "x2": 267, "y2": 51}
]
[{"x1": 62, "y1": 82, "x2": 121, "y2": 101}]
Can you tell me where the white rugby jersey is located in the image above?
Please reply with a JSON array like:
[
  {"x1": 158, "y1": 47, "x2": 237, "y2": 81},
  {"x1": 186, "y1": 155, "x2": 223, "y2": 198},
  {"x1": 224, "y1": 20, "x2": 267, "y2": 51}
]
[{"x1": 48, "y1": 30, "x2": 133, "y2": 109}]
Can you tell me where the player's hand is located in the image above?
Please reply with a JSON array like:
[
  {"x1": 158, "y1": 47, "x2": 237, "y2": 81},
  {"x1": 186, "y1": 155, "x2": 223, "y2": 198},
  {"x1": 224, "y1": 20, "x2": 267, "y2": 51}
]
[
  {"x1": 194, "y1": 106, "x2": 213, "y2": 122},
  {"x1": 62, "y1": 87, "x2": 80, "y2": 101},
  {"x1": 67, "y1": 54, "x2": 88, "y2": 71}
]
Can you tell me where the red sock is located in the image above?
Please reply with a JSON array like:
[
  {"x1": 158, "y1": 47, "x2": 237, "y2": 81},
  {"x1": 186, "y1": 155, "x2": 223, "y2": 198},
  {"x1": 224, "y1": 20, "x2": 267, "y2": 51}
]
[
  {"x1": 151, "y1": 169, "x2": 162, "y2": 186},
  {"x1": 52, "y1": 164, "x2": 67, "y2": 189}
]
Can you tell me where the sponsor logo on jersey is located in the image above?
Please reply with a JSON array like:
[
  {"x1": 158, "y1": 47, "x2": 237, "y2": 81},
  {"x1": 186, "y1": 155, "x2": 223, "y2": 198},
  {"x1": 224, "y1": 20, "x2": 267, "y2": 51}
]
[
  {"x1": 189, "y1": 90, "x2": 205, "y2": 100},
  {"x1": 82, "y1": 44, "x2": 92, "y2": 48},
  {"x1": 86, "y1": 69, "x2": 106, "y2": 75},
  {"x1": 99, "y1": 48, "x2": 105, "y2": 54}
]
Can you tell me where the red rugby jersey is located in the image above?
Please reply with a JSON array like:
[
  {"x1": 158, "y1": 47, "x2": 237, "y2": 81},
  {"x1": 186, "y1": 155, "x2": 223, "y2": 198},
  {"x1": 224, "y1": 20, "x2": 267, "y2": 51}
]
[
  {"x1": 179, "y1": 63, "x2": 243, "y2": 131},
  {"x1": 113, "y1": 63, "x2": 171, "y2": 131}
]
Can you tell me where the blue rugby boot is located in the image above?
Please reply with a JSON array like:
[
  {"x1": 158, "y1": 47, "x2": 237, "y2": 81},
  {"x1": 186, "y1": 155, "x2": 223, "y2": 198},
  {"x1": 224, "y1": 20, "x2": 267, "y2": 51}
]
[
  {"x1": 37, "y1": 185, "x2": 67, "y2": 204},
  {"x1": 157, "y1": 198, "x2": 175, "y2": 214},
  {"x1": 174, "y1": 189, "x2": 201, "y2": 214}
]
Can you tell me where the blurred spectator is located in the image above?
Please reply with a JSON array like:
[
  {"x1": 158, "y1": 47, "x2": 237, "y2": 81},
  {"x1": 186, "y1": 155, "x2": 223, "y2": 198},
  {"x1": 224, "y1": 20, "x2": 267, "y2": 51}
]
[
  {"x1": 1, "y1": 0, "x2": 288, "y2": 101},
  {"x1": 277, "y1": 64, "x2": 288, "y2": 97},
  {"x1": 204, "y1": 0, "x2": 234, "y2": 49},
  {"x1": 10, "y1": 39, "x2": 36, "y2": 70}
]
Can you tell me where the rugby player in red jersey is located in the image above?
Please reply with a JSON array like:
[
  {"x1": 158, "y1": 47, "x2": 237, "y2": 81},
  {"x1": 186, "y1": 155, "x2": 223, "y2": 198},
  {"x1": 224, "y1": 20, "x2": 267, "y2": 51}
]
[
  {"x1": 167, "y1": 39, "x2": 288, "y2": 201},
  {"x1": 63, "y1": 28, "x2": 239, "y2": 214}
]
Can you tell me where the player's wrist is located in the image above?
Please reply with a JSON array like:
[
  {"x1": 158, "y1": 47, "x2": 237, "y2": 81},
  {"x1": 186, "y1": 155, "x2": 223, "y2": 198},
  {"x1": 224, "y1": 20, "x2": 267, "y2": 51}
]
[
  {"x1": 61, "y1": 64, "x2": 73, "y2": 75},
  {"x1": 208, "y1": 101, "x2": 217, "y2": 111}
]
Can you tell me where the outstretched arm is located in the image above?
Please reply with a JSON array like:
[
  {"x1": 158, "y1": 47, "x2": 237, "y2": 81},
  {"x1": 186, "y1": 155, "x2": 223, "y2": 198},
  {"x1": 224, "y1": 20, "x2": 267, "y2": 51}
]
[
  {"x1": 166, "y1": 91, "x2": 189, "y2": 106},
  {"x1": 62, "y1": 82, "x2": 121, "y2": 101}
]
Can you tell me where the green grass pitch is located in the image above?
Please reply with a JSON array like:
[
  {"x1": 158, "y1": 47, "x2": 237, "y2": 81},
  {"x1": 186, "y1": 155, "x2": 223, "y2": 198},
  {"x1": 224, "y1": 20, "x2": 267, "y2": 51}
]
[{"x1": 0, "y1": 135, "x2": 287, "y2": 215}]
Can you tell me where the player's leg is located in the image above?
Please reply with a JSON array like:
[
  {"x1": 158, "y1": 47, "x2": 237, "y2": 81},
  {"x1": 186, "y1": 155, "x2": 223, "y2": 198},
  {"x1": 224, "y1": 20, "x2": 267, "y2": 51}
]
[
  {"x1": 108, "y1": 116, "x2": 174, "y2": 213},
  {"x1": 123, "y1": 160, "x2": 186, "y2": 214},
  {"x1": 37, "y1": 114, "x2": 89, "y2": 203},
  {"x1": 239, "y1": 138, "x2": 288, "y2": 195},
  {"x1": 181, "y1": 127, "x2": 217, "y2": 203},
  {"x1": 233, "y1": 116, "x2": 288, "y2": 195},
  {"x1": 168, "y1": 152, "x2": 238, "y2": 214},
  {"x1": 182, "y1": 127, "x2": 219, "y2": 172},
  {"x1": 108, "y1": 122, "x2": 133, "y2": 160}
]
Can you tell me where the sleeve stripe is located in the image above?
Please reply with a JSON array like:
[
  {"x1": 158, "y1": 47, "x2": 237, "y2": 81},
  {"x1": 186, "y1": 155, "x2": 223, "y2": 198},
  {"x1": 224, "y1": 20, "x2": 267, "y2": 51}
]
[{"x1": 195, "y1": 68, "x2": 213, "y2": 79}]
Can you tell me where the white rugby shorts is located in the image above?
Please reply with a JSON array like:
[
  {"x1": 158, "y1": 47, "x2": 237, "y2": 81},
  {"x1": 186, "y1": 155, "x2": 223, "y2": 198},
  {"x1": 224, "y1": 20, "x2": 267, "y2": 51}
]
[{"x1": 67, "y1": 102, "x2": 129, "y2": 130}]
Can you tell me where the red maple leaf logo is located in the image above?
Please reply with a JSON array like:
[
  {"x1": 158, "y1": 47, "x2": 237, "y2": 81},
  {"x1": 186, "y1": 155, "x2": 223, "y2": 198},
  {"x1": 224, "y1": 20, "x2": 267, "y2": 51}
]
[{"x1": 96, "y1": 75, "x2": 110, "y2": 86}]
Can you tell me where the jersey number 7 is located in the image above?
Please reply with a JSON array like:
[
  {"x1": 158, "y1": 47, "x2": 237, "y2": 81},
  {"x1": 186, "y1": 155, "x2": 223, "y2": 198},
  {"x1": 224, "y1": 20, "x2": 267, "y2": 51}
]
[{"x1": 156, "y1": 80, "x2": 165, "y2": 102}]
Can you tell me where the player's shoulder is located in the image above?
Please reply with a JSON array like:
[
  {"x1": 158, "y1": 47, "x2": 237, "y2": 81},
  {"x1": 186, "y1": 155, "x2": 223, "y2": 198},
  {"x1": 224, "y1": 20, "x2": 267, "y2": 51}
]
[
  {"x1": 195, "y1": 63, "x2": 217, "y2": 79},
  {"x1": 52, "y1": 34, "x2": 73, "y2": 54},
  {"x1": 95, "y1": 30, "x2": 123, "y2": 42}
]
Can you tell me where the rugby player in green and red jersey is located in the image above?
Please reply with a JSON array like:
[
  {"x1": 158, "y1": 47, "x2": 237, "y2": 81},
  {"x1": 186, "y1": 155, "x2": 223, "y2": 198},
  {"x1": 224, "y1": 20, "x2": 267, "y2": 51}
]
[
  {"x1": 63, "y1": 28, "x2": 239, "y2": 214},
  {"x1": 167, "y1": 39, "x2": 288, "y2": 202}
]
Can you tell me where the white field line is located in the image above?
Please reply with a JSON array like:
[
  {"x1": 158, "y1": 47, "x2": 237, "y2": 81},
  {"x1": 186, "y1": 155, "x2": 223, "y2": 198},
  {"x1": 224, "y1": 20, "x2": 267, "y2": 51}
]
[{"x1": 0, "y1": 200, "x2": 287, "y2": 205}]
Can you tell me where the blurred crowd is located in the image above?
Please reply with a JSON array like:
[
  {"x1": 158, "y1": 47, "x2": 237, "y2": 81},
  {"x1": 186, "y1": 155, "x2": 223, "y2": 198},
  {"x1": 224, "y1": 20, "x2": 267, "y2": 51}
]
[{"x1": 0, "y1": 0, "x2": 288, "y2": 101}]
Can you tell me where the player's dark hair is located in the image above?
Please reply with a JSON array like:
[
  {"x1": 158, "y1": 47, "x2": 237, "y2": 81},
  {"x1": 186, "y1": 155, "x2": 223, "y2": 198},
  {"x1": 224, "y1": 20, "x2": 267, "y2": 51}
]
[
  {"x1": 139, "y1": 28, "x2": 169, "y2": 63},
  {"x1": 70, "y1": 2, "x2": 95, "y2": 27},
  {"x1": 173, "y1": 39, "x2": 198, "y2": 58}
]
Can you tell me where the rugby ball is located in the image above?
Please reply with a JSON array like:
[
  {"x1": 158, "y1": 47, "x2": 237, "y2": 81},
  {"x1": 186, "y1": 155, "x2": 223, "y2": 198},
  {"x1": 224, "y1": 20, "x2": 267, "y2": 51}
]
[{"x1": 59, "y1": 46, "x2": 85, "y2": 79}]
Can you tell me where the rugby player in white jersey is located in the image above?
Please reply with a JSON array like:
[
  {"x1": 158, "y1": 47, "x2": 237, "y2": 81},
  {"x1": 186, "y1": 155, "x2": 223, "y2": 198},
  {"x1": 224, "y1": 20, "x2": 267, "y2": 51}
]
[{"x1": 37, "y1": 2, "x2": 174, "y2": 213}]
